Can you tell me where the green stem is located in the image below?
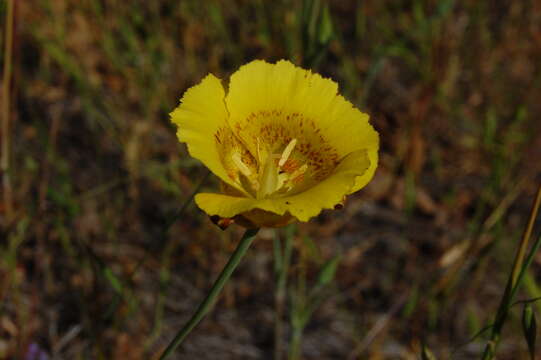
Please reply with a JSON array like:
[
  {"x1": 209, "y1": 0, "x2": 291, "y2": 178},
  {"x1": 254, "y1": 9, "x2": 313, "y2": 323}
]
[
  {"x1": 274, "y1": 226, "x2": 294, "y2": 360},
  {"x1": 481, "y1": 183, "x2": 541, "y2": 359},
  {"x1": 159, "y1": 228, "x2": 259, "y2": 359},
  {"x1": 289, "y1": 328, "x2": 303, "y2": 360}
]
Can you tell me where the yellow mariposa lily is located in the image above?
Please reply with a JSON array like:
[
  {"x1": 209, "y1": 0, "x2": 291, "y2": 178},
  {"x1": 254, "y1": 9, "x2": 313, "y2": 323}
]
[{"x1": 171, "y1": 60, "x2": 379, "y2": 228}]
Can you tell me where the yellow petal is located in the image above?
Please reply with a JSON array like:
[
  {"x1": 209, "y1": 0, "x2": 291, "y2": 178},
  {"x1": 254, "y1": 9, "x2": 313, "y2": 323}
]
[
  {"x1": 195, "y1": 193, "x2": 259, "y2": 219},
  {"x1": 195, "y1": 149, "x2": 370, "y2": 223},
  {"x1": 351, "y1": 144, "x2": 379, "y2": 193},
  {"x1": 225, "y1": 60, "x2": 379, "y2": 192},
  {"x1": 226, "y1": 61, "x2": 372, "y2": 149},
  {"x1": 315, "y1": 94, "x2": 379, "y2": 193},
  {"x1": 170, "y1": 74, "x2": 244, "y2": 191}
]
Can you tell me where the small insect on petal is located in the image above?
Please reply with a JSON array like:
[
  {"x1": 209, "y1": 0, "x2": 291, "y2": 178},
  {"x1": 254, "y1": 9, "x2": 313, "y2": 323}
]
[{"x1": 210, "y1": 215, "x2": 235, "y2": 230}]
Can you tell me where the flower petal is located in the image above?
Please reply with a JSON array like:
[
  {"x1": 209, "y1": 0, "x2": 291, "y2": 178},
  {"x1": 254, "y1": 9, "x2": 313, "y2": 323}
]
[
  {"x1": 195, "y1": 193, "x2": 258, "y2": 219},
  {"x1": 226, "y1": 60, "x2": 376, "y2": 153},
  {"x1": 225, "y1": 60, "x2": 379, "y2": 192},
  {"x1": 351, "y1": 141, "x2": 378, "y2": 193},
  {"x1": 170, "y1": 74, "x2": 243, "y2": 191},
  {"x1": 195, "y1": 149, "x2": 370, "y2": 223}
]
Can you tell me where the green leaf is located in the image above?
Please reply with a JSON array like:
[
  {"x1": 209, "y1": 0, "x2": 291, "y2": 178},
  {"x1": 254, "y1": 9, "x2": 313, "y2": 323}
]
[
  {"x1": 302, "y1": 235, "x2": 320, "y2": 261},
  {"x1": 402, "y1": 286, "x2": 419, "y2": 318},
  {"x1": 421, "y1": 343, "x2": 437, "y2": 360},
  {"x1": 317, "y1": 4, "x2": 333, "y2": 45},
  {"x1": 315, "y1": 255, "x2": 341, "y2": 287},
  {"x1": 522, "y1": 303, "x2": 537, "y2": 360},
  {"x1": 104, "y1": 267, "x2": 123, "y2": 294}
]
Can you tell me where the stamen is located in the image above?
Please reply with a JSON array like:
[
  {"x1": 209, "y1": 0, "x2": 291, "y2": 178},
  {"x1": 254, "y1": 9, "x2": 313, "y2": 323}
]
[
  {"x1": 278, "y1": 138, "x2": 297, "y2": 167},
  {"x1": 276, "y1": 172, "x2": 288, "y2": 190},
  {"x1": 281, "y1": 164, "x2": 309, "y2": 192},
  {"x1": 256, "y1": 137, "x2": 261, "y2": 164},
  {"x1": 232, "y1": 152, "x2": 252, "y2": 177},
  {"x1": 259, "y1": 154, "x2": 278, "y2": 198}
]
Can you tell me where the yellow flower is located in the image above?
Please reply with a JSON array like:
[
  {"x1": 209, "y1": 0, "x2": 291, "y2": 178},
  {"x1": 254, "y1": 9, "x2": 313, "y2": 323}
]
[{"x1": 170, "y1": 60, "x2": 379, "y2": 228}]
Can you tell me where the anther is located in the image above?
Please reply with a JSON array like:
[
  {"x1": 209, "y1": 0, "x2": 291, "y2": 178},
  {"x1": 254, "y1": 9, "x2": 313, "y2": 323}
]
[
  {"x1": 232, "y1": 152, "x2": 252, "y2": 177},
  {"x1": 278, "y1": 138, "x2": 297, "y2": 167},
  {"x1": 256, "y1": 137, "x2": 261, "y2": 164}
]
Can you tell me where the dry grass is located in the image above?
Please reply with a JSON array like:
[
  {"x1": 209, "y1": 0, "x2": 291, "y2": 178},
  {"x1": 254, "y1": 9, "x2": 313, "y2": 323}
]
[{"x1": 1, "y1": 0, "x2": 541, "y2": 359}]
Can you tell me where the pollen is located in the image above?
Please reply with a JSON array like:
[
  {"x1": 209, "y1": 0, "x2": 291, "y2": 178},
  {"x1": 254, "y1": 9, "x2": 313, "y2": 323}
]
[
  {"x1": 281, "y1": 158, "x2": 301, "y2": 173},
  {"x1": 290, "y1": 164, "x2": 308, "y2": 182}
]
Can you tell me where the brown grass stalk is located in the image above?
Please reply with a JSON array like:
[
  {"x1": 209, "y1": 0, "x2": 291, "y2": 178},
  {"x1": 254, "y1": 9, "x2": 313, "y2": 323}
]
[{"x1": 1, "y1": 0, "x2": 15, "y2": 220}]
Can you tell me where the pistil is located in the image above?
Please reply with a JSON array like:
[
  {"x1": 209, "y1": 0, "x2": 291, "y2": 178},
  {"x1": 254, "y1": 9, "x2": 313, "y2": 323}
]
[{"x1": 233, "y1": 138, "x2": 309, "y2": 199}]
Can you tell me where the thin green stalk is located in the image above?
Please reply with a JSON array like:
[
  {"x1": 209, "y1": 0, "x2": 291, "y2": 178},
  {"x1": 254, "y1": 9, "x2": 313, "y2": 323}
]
[
  {"x1": 2, "y1": 0, "x2": 14, "y2": 220},
  {"x1": 509, "y1": 185, "x2": 541, "y2": 286},
  {"x1": 512, "y1": 234, "x2": 541, "y2": 304},
  {"x1": 289, "y1": 237, "x2": 309, "y2": 360},
  {"x1": 274, "y1": 226, "x2": 294, "y2": 360},
  {"x1": 289, "y1": 328, "x2": 303, "y2": 360},
  {"x1": 159, "y1": 228, "x2": 259, "y2": 360},
  {"x1": 482, "y1": 183, "x2": 541, "y2": 359}
]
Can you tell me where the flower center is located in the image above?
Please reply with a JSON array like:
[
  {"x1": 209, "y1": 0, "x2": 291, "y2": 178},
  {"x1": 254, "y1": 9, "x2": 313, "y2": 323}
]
[{"x1": 231, "y1": 138, "x2": 308, "y2": 199}]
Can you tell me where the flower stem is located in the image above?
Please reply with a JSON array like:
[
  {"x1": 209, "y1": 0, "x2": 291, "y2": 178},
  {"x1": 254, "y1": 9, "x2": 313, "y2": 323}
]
[
  {"x1": 159, "y1": 228, "x2": 259, "y2": 360},
  {"x1": 273, "y1": 225, "x2": 295, "y2": 360},
  {"x1": 289, "y1": 328, "x2": 303, "y2": 360}
]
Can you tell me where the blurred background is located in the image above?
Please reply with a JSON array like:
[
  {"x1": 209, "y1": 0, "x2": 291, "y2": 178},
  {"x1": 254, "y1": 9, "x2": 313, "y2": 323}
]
[{"x1": 2, "y1": 0, "x2": 541, "y2": 358}]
